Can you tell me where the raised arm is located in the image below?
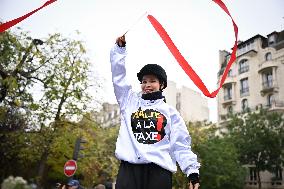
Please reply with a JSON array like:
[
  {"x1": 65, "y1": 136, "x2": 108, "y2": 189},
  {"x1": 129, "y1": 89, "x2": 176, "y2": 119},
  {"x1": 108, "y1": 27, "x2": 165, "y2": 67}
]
[{"x1": 110, "y1": 36, "x2": 132, "y2": 111}]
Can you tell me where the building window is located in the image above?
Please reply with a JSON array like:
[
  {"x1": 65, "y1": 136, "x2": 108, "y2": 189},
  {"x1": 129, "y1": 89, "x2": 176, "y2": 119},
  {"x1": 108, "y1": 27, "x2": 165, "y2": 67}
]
[
  {"x1": 275, "y1": 167, "x2": 283, "y2": 180},
  {"x1": 241, "y1": 99, "x2": 248, "y2": 112},
  {"x1": 268, "y1": 35, "x2": 276, "y2": 45},
  {"x1": 224, "y1": 85, "x2": 232, "y2": 101},
  {"x1": 237, "y1": 41, "x2": 255, "y2": 56},
  {"x1": 228, "y1": 69, "x2": 233, "y2": 77},
  {"x1": 265, "y1": 52, "x2": 272, "y2": 61},
  {"x1": 262, "y1": 71, "x2": 273, "y2": 89},
  {"x1": 239, "y1": 59, "x2": 249, "y2": 74},
  {"x1": 272, "y1": 167, "x2": 283, "y2": 185},
  {"x1": 225, "y1": 54, "x2": 231, "y2": 64},
  {"x1": 249, "y1": 167, "x2": 257, "y2": 185},
  {"x1": 267, "y1": 94, "x2": 274, "y2": 108},
  {"x1": 176, "y1": 92, "x2": 181, "y2": 112},
  {"x1": 240, "y1": 78, "x2": 249, "y2": 97},
  {"x1": 227, "y1": 106, "x2": 233, "y2": 114}
]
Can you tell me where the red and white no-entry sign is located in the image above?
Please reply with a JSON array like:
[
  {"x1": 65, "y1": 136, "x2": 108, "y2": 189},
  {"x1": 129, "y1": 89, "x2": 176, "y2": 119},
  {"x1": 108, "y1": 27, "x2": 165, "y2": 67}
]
[{"x1": 64, "y1": 160, "x2": 77, "y2": 177}]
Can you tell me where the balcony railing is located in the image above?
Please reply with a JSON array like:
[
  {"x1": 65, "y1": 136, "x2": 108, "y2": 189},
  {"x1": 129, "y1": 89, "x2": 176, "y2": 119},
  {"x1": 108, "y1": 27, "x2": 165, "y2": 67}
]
[
  {"x1": 266, "y1": 101, "x2": 284, "y2": 109},
  {"x1": 224, "y1": 95, "x2": 232, "y2": 101},
  {"x1": 275, "y1": 101, "x2": 284, "y2": 107},
  {"x1": 262, "y1": 80, "x2": 274, "y2": 89},
  {"x1": 261, "y1": 80, "x2": 279, "y2": 95}
]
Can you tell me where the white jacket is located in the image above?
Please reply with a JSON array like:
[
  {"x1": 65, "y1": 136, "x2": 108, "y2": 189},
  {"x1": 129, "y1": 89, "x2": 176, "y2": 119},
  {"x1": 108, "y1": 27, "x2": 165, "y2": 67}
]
[{"x1": 110, "y1": 44, "x2": 200, "y2": 176}]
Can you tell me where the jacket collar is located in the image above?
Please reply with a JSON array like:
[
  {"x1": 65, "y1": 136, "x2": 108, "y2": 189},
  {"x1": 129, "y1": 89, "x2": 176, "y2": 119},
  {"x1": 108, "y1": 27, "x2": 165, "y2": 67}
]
[{"x1": 141, "y1": 91, "x2": 164, "y2": 100}]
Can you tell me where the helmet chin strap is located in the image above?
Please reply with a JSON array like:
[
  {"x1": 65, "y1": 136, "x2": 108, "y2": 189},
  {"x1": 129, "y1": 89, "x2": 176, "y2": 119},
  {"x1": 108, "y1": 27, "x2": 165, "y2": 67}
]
[{"x1": 159, "y1": 83, "x2": 164, "y2": 92}]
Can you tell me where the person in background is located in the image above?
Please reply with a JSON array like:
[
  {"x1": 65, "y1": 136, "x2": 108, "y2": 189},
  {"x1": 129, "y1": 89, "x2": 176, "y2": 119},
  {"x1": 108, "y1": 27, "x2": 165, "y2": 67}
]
[
  {"x1": 109, "y1": 35, "x2": 200, "y2": 189},
  {"x1": 56, "y1": 183, "x2": 66, "y2": 189},
  {"x1": 66, "y1": 180, "x2": 80, "y2": 189},
  {"x1": 104, "y1": 181, "x2": 113, "y2": 189},
  {"x1": 94, "y1": 184, "x2": 106, "y2": 189}
]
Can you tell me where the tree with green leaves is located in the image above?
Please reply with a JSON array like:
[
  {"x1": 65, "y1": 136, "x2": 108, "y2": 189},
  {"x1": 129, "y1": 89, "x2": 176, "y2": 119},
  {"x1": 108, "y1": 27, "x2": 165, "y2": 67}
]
[
  {"x1": 0, "y1": 106, "x2": 32, "y2": 181},
  {"x1": 197, "y1": 137, "x2": 246, "y2": 189},
  {"x1": 0, "y1": 29, "x2": 97, "y2": 188},
  {"x1": 173, "y1": 121, "x2": 246, "y2": 189},
  {"x1": 81, "y1": 123, "x2": 119, "y2": 187},
  {"x1": 45, "y1": 116, "x2": 97, "y2": 186},
  {"x1": 47, "y1": 114, "x2": 119, "y2": 188},
  {"x1": 36, "y1": 32, "x2": 92, "y2": 123},
  {"x1": 31, "y1": 33, "x2": 93, "y2": 187},
  {"x1": 226, "y1": 109, "x2": 284, "y2": 189},
  {"x1": 0, "y1": 29, "x2": 93, "y2": 123},
  {"x1": 1, "y1": 30, "x2": 46, "y2": 183}
]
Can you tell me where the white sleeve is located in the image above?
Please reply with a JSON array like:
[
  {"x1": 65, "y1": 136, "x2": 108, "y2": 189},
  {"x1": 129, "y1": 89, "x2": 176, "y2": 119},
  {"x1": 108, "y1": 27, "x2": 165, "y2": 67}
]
[
  {"x1": 110, "y1": 44, "x2": 133, "y2": 111},
  {"x1": 170, "y1": 109, "x2": 200, "y2": 176}
]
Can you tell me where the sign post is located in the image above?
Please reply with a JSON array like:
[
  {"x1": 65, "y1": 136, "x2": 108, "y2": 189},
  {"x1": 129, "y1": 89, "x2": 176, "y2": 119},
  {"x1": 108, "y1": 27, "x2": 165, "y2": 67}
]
[{"x1": 64, "y1": 160, "x2": 77, "y2": 177}]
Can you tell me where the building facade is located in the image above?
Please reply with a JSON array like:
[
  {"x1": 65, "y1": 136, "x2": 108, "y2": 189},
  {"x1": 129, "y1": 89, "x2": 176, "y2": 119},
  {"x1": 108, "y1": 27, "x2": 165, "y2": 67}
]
[
  {"x1": 93, "y1": 102, "x2": 120, "y2": 128},
  {"x1": 164, "y1": 80, "x2": 209, "y2": 122},
  {"x1": 217, "y1": 30, "x2": 284, "y2": 188}
]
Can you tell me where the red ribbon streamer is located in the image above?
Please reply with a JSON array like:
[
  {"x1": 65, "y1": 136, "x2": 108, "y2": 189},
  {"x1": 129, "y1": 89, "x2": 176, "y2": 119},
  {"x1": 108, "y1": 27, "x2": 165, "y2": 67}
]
[
  {"x1": 147, "y1": 0, "x2": 238, "y2": 98},
  {"x1": 0, "y1": 0, "x2": 57, "y2": 33},
  {"x1": 0, "y1": 0, "x2": 237, "y2": 98}
]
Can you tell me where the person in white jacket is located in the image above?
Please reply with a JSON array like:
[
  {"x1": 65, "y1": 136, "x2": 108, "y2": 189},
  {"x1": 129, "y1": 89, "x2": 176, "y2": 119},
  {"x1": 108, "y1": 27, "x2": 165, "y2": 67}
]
[{"x1": 110, "y1": 35, "x2": 200, "y2": 189}]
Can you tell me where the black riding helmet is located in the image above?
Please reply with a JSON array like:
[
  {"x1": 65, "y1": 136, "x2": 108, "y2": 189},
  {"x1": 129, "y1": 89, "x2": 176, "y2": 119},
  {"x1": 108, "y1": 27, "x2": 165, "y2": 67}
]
[{"x1": 137, "y1": 64, "x2": 167, "y2": 90}]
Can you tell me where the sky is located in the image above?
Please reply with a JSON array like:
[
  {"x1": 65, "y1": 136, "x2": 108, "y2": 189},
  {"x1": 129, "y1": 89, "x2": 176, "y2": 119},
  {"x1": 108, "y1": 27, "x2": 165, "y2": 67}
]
[{"x1": 1, "y1": 0, "x2": 284, "y2": 122}]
